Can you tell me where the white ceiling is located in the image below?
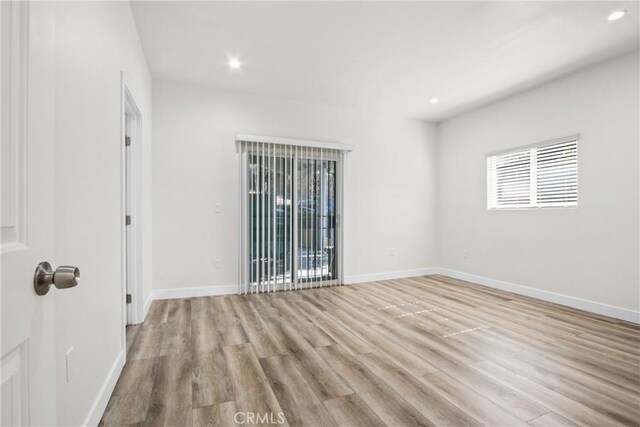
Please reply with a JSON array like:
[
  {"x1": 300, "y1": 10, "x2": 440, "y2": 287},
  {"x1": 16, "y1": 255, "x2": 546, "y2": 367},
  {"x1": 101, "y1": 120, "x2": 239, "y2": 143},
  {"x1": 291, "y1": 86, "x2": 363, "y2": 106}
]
[{"x1": 131, "y1": 1, "x2": 639, "y2": 122}]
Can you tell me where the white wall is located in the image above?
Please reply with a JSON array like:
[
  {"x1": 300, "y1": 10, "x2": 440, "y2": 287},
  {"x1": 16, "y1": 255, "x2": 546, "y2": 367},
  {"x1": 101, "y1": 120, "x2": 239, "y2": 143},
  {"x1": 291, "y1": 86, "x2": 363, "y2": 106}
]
[
  {"x1": 52, "y1": 2, "x2": 152, "y2": 425},
  {"x1": 438, "y1": 52, "x2": 639, "y2": 315},
  {"x1": 152, "y1": 80, "x2": 439, "y2": 292}
]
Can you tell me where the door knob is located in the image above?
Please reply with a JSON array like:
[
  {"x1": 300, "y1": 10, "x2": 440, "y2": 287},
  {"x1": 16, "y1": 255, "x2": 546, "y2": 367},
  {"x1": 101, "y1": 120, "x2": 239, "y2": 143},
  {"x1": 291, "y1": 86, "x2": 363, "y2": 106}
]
[{"x1": 33, "y1": 262, "x2": 80, "y2": 295}]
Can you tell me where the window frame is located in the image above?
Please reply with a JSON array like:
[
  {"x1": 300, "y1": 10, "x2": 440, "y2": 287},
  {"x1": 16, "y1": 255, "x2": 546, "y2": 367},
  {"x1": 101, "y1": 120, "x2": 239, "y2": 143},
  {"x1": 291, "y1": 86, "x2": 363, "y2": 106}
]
[{"x1": 486, "y1": 134, "x2": 579, "y2": 210}]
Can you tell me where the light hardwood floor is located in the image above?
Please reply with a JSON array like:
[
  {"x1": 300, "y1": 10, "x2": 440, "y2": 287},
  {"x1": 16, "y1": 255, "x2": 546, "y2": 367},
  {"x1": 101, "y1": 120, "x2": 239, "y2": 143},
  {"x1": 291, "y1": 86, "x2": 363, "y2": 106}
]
[{"x1": 100, "y1": 275, "x2": 640, "y2": 427}]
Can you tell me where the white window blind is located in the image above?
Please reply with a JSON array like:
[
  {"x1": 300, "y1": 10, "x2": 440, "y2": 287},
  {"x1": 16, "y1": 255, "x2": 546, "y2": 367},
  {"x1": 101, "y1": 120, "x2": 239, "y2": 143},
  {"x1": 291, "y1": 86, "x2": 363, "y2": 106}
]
[{"x1": 487, "y1": 135, "x2": 578, "y2": 209}]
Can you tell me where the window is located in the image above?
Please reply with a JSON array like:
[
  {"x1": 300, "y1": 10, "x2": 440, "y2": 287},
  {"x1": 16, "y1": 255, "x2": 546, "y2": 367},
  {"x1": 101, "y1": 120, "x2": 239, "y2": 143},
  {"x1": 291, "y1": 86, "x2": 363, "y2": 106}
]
[{"x1": 487, "y1": 135, "x2": 578, "y2": 209}]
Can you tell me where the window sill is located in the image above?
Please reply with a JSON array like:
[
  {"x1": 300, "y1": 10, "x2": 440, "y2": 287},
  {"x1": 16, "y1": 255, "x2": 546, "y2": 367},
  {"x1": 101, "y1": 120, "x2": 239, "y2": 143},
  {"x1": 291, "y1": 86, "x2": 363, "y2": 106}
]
[{"x1": 487, "y1": 206, "x2": 578, "y2": 211}]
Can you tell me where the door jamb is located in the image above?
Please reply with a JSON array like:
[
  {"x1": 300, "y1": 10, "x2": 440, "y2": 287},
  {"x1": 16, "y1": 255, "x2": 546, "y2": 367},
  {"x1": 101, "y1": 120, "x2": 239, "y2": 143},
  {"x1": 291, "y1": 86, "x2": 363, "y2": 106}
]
[{"x1": 120, "y1": 73, "x2": 144, "y2": 349}]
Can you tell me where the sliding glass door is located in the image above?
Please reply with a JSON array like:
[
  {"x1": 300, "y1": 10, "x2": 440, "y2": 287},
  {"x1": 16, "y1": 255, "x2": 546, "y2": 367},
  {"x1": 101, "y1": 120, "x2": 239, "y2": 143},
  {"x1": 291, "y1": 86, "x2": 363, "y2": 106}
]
[
  {"x1": 239, "y1": 140, "x2": 345, "y2": 294},
  {"x1": 247, "y1": 152, "x2": 294, "y2": 289},
  {"x1": 297, "y1": 156, "x2": 337, "y2": 285}
]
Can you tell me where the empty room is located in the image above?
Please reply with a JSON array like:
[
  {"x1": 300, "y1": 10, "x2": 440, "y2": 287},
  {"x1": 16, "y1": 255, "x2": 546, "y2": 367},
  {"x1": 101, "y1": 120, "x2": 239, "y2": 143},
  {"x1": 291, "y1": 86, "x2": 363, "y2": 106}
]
[{"x1": 1, "y1": 1, "x2": 639, "y2": 426}]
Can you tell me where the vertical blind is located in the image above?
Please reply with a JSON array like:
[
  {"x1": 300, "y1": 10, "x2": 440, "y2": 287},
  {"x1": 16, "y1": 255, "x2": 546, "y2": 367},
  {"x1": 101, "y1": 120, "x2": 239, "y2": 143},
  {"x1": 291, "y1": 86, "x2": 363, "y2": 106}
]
[
  {"x1": 237, "y1": 138, "x2": 348, "y2": 294},
  {"x1": 487, "y1": 135, "x2": 578, "y2": 209}
]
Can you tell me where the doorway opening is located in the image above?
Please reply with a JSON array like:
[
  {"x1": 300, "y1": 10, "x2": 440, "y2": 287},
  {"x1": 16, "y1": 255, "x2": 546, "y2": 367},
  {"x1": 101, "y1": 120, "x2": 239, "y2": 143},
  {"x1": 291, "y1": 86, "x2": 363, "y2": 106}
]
[{"x1": 121, "y1": 75, "x2": 143, "y2": 331}]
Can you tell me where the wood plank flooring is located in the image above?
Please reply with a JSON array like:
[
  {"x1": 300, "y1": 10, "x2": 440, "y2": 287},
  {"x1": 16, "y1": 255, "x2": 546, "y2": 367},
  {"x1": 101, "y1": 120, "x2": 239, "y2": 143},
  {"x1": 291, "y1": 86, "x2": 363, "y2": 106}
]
[{"x1": 100, "y1": 275, "x2": 640, "y2": 426}]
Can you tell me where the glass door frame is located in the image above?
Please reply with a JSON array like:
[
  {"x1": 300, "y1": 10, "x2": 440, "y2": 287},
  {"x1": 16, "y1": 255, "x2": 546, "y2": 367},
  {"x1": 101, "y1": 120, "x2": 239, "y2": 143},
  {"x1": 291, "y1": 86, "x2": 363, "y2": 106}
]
[{"x1": 237, "y1": 135, "x2": 351, "y2": 294}]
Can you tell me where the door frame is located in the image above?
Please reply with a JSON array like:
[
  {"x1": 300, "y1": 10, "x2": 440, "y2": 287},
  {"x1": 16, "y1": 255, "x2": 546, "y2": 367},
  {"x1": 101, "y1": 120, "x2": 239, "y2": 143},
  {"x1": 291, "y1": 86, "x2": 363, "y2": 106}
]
[{"x1": 120, "y1": 73, "x2": 144, "y2": 336}]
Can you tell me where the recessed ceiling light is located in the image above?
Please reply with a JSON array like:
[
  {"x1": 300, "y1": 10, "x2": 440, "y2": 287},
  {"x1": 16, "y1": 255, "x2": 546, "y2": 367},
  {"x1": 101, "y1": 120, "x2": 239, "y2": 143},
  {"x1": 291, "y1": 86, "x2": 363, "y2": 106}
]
[
  {"x1": 227, "y1": 57, "x2": 242, "y2": 70},
  {"x1": 607, "y1": 10, "x2": 627, "y2": 21},
  {"x1": 430, "y1": 97, "x2": 439, "y2": 104}
]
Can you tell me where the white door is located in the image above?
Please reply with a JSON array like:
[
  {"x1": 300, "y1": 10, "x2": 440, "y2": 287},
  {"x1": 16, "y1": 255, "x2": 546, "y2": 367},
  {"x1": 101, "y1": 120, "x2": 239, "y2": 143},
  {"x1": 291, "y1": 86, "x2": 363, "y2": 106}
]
[{"x1": 1, "y1": 2, "x2": 58, "y2": 425}]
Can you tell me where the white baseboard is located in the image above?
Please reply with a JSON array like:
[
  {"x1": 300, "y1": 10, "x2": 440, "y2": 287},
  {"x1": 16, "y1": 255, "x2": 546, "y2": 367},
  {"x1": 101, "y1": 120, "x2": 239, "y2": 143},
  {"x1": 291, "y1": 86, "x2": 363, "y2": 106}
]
[
  {"x1": 142, "y1": 268, "x2": 638, "y2": 324},
  {"x1": 145, "y1": 269, "x2": 439, "y2": 300},
  {"x1": 83, "y1": 349, "x2": 125, "y2": 427},
  {"x1": 151, "y1": 284, "x2": 237, "y2": 300},
  {"x1": 142, "y1": 293, "x2": 153, "y2": 321},
  {"x1": 434, "y1": 268, "x2": 640, "y2": 324},
  {"x1": 345, "y1": 267, "x2": 439, "y2": 285}
]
